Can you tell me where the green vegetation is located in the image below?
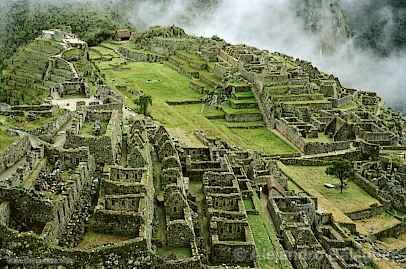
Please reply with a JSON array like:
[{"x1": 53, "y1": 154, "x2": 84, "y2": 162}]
[
  {"x1": 76, "y1": 231, "x2": 130, "y2": 249},
  {"x1": 354, "y1": 212, "x2": 401, "y2": 236},
  {"x1": 0, "y1": 38, "x2": 63, "y2": 104},
  {"x1": 95, "y1": 53, "x2": 296, "y2": 155},
  {"x1": 305, "y1": 133, "x2": 332, "y2": 143},
  {"x1": 247, "y1": 195, "x2": 293, "y2": 269},
  {"x1": 0, "y1": 110, "x2": 63, "y2": 131},
  {"x1": 281, "y1": 164, "x2": 380, "y2": 214},
  {"x1": 0, "y1": 115, "x2": 49, "y2": 131},
  {"x1": 157, "y1": 247, "x2": 193, "y2": 258},
  {"x1": 243, "y1": 197, "x2": 254, "y2": 210},
  {"x1": 0, "y1": 128, "x2": 16, "y2": 151},
  {"x1": 0, "y1": 1, "x2": 122, "y2": 69},
  {"x1": 80, "y1": 122, "x2": 95, "y2": 137},
  {"x1": 380, "y1": 231, "x2": 406, "y2": 252},
  {"x1": 136, "y1": 95, "x2": 153, "y2": 116},
  {"x1": 326, "y1": 160, "x2": 354, "y2": 193}
]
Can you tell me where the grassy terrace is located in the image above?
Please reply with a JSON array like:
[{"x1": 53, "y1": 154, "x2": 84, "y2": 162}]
[
  {"x1": 95, "y1": 49, "x2": 296, "y2": 155},
  {"x1": 246, "y1": 195, "x2": 293, "y2": 269},
  {"x1": 234, "y1": 91, "x2": 255, "y2": 99},
  {"x1": 157, "y1": 247, "x2": 193, "y2": 258},
  {"x1": 0, "y1": 110, "x2": 64, "y2": 132},
  {"x1": 0, "y1": 115, "x2": 50, "y2": 131},
  {"x1": 305, "y1": 133, "x2": 333, "y2": 143},
  {"x1": 280, "y1": 164, "x2": 380, "y2": 224},
  {"x1": 222, "y1": 104, "x2": 261, "y2": 115},
  {"x1": 76, "y1": 231, "x2": 130, "y2": 249},
  {"x1": 80, "y1": 122, "x2": 108, "y2": 137},
  {"x1": 354, "y1": 212, "x2": 401, "y2": 236},
  {"x1": 0, "y1": 128, "x2": 16, "y2": 151},
  {"x1": 380, "y1": 231, "x2": 406, "y2": 252}
]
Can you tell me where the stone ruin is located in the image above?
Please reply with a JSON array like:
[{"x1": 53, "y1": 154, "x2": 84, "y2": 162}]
[
  {"x1": 268, "y1": 196, "x2": 364, "y2": 269},
  {"x1": 1, "y1": 26, "x2": 405, "y2": 269},
  {"x1": 355, "y1": 161, "x2": 406, "y2": 213}
]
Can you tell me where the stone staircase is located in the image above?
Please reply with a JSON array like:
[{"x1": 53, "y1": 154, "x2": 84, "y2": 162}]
[{"x1": 221, "y1": 88, "x2": 264, "y2": 128}]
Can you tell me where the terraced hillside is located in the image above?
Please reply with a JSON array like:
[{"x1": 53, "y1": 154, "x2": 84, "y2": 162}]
[
  {"x1": 0, "y1": 26, "x2": 405, "y2": 269},
  {"x1": 1, "y1": 38, "x2": 63, "y2": 105},
  {"x1": 92, "y1": 43, "x2": 297, "y2": 156}
]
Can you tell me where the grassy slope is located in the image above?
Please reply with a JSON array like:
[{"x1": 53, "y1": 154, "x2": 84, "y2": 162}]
[
  {"x1": 279, "y1": 163, "x2": 379, "y2": 225},
  {"x1": 0, "y1": 128, "x2": 16, "y2": 151},
  {"x1": 76, "y1": 231, "x2": 130, "y2": 249},
  {"x1": 282, "y1": 165, "x2": 380, "y2": 214},
  {"x1": 247, "y1": 195, "x2": 293, "y2": 269},
  {"x1": 0, "y1": 110, "x2": 63, "y2": 131},
  {"x1": 354, "y1": 212, "x2": 401, "y2": 236},
  {"x1": 97, "y1": 53, "x2": 296, "y2": 155}
]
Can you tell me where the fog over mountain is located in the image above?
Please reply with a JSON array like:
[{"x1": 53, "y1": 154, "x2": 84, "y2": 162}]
[
  {"x1": 0, "y1": 0, "x2": 405, "y2": 112},
  {"x1": 125, "y1": 0, "x2": 406, "y2": 113}
]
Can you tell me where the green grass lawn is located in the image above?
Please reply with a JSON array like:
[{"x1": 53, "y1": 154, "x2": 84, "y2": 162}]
[
  {"x1": 96, "y1": 57, "x2": 297, "y2": 155},
  {"x1": 76, "y1": 231, "x2": 130, "y2": 249},
  {"x1": 247, "y1": 195, "x2": 293, "y2": 269},
  {"x1": 234, "y1": 91, "x2": 255, "y2": 99},
  {"x1": 80, "y1": 122, "x2": 95, "y2": 137},
  {"x1": 0, "y1": 115, "x2": 50, "y2": 131},
  {"x1": 79, "y1": 122, "x2": 108, "y2": 137},
  {"x1": 281, "y1": 165, "x2": 380, "y2": 214},
  {"x1": 243, "y1": 197, "x2": 254, "y2": 210},
  {"x1": 222, "y1": 103, "x2": 261, "y2": 115},
  {"x1": 354, "y1": 212, "x2": 401, "y2": 236},
  {"x1": 305, "y1": 133, "x2": 333, "y2": 143},
  {"x1": 0, "y1": 128, "x2": 16, "y2": 151},
  {"x1": 157, "y1": 247, "x2": 192, "y2": 258}
]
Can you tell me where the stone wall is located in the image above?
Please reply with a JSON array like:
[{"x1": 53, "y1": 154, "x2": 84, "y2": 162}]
[
  {"x1": 41, "y1": 157, "x2": 95, "y2": 243},
  {"x1": 210, "y1": 239, "x2": 256, "y2": 267},
  {"x1": 80, "y1": 102, "x2": 123, "y2": 112},
  {"x1": 0, "y1": 201, "x2": 10, "y2": 226},
  {"x1": 103, "y1": 180, "x2": 147, "y2": 195},
  {"x1": 46, "y1": 147, "x2": 90, "y2": 169},
  {"x1": 375, "y1": 223, "x2": 405, "y2": 240},
  {"x1": 334, "y1": 95, "x2": 353, "y2": 107},
  {"x1": 65, "y1": 135, "x2": 113, "y2": 165},
  {"x1": 0, "y1": 224, "x2": 151, "y2": 268},
  {"x1": 166, "y1": 220, "x2": 194, "y2": 247},
  {"x1": 275, "y1": 119, "x2": 306, "y2": 151},
  {"x1": 345, "y1": 205, "x2": 385, "y2": 221},
  {"x1": 225, "y1": 113, "x2": 262, "y2": 122},
  {"x1": 0, "y1": 187, "x2": 54, "y2": 226},
  {"x1": 0, "y1": 135, "x2": 30, "y2": 174},
  {"x1": 280, "y1": 158, "x2": 333, "y2": 166},
  {"x1": 107, "y1": 110, "x2": 123, "y2": 165},
  {"x1": 30, "y1": 110, "x2": 73, "y2": 142},
  {"x1": 118, "y1": 47, "x2": 166, "y2": 63},
  {"x1": 267, "y1": 161, "x2": 293, "y2": 189},
  {"x1": 85, "y1": 110, "x2": 112, "y2": 122},
  {"x1": 303, "y1": 141, "x2": 352, "y2": 155},
  {"x1": 353, "y1": 173, "x2": 391, "y2": 206},
  {"x1": 91, "y1": 210, "x2": 144, "y2": 237},
  {"x1": 157, "y1": 256, "x2": 202, "y2": 269},
  {"x1": 110, "y1": 167, "x2": 146, "y2": 183},
  {"x1": 11, "y1": 105, "x2": 53, "y2": 111}
]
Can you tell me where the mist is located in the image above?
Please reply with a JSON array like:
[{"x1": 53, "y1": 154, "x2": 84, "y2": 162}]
[
  {"x1": 126, "y1": 0, "x2": 406, "y2": 111},
  {"x1": 0, "y1": 0, "x2": 404, "y2": 111}
]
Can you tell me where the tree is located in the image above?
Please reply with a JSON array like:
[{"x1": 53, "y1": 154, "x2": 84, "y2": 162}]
[
  {"x1": 326, "y1": 160, "x2": 354, "y2": 193},
  {"x1": 137, "y1": 95, "x2": 152, "y2": 116}
]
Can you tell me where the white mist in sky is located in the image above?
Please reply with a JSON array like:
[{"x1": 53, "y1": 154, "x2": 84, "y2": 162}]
[
  {"x1": 1, "y1": 0, "x2": 404, "y2": 108},
  {"x1": 127, "y1": 0, "x2": 406, "y2": 108}
]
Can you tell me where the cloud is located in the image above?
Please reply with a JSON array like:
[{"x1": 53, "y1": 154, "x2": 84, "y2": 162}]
[
  {"x1": 0, "y1": 0, "x2": 404, "y2": 110},
  {"x1": 124, "y1": 0, "x2": 405, "y2": 109}
]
